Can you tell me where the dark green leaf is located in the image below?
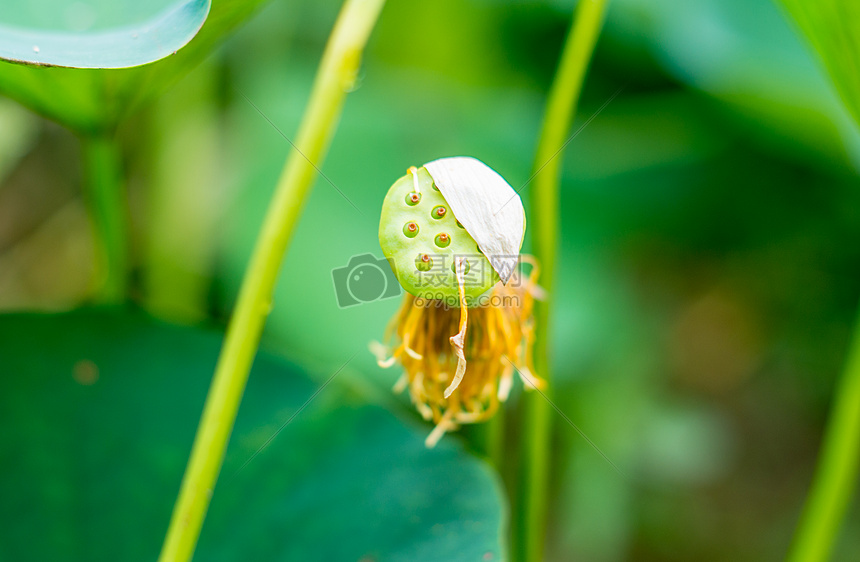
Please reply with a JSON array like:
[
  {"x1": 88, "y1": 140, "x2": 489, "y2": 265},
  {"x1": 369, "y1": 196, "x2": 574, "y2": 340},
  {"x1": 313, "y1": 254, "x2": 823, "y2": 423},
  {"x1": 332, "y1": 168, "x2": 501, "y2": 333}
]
[{"x1": 0, "y1": 309, "x2": 505, "y2": 561}]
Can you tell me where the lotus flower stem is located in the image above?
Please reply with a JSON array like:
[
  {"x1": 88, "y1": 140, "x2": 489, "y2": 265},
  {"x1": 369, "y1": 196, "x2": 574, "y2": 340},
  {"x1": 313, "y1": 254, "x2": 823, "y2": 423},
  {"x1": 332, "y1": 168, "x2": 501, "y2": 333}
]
[
  {"x1": 514, "y1": 1, "x2": 609, "y2": 561},
  {"x1": 788, "y1": 309, "x2": 860, "y2": 562},
  {"x1": 82, "y1": 131, "x2": 127, "y2": 303},
  {"x1": 157, "y1": 1, "x2": 385, "y2": 560}
]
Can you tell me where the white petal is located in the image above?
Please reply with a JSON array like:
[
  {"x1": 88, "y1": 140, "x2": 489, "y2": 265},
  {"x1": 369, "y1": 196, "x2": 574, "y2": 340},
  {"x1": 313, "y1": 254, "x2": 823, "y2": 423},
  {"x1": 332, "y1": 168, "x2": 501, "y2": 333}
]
[{"x1": 424, "y1": 156, "x2": 524, "y2": 283}]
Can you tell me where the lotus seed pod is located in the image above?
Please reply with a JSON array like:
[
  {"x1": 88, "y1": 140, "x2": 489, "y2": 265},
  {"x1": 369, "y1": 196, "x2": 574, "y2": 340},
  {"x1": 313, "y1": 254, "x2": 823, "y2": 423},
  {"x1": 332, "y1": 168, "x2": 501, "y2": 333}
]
[{"x1": 379, "y1": 158, "x2": 525, "y2": 303}]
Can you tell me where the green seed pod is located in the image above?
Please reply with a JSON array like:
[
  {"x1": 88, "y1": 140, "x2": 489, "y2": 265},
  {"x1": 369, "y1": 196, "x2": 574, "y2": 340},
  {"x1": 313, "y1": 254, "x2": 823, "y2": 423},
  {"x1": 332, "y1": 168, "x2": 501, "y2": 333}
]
[
  {"x1": 379, "y1": 167, "x2": 497, "y2": 301},
  {"x1": 379, "y1": 158, "x2": 525, "y2": 303}
]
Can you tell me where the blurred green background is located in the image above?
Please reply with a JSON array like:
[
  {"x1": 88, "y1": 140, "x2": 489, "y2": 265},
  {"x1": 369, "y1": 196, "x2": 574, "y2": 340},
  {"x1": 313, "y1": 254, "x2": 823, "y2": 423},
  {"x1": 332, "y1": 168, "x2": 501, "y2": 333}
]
[{"x1": 1, "y1": 0, "x2": 860, "y2": 560}]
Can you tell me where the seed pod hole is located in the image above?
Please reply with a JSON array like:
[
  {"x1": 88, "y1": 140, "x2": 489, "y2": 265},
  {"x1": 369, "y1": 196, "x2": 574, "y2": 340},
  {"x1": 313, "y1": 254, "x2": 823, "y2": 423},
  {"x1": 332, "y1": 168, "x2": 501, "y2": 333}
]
[
  {"x1": 435, "y1": 233, "x2": 451, "y2": 247},
  {"x1": 456, "y1": 220, "x2": 465, "y2": 229},
  {"x1": 403, "y1": 222, "x2": 419, "y2": 238},
  {"x1": 405, "y1": 192, "x2": 421, "y2": 206},
  {"x1": 415, "y1": 253, "x2": 433, "y2": 272},
  {"x1": 431, "y1": 206, "x2": 447, "y2": 219}
]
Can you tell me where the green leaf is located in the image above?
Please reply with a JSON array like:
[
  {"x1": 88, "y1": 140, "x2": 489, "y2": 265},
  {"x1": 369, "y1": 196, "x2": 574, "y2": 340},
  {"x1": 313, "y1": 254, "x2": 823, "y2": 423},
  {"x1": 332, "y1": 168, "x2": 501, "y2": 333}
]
[
  {"x1": 0, "y1": 309, "x2": 505, "y2": 561},
  {"x1": 0, "y1": 0, "x2": 267, "y2": 132},
  {"x1": 776, "y1": 0, "x2": 860, "y2": 127},
  {"x1": 0, "y1": 0, "x2": 210, "y2": 69}
]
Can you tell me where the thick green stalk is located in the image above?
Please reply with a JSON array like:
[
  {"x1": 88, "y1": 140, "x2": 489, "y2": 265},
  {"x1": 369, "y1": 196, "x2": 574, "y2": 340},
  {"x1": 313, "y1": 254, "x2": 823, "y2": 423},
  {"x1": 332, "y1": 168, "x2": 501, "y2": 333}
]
[
  {"x1": 157, "y1": 2, "x2": 385, "y2": 560},
  {"x1": 82, "y1": 132, "x2": 127, "y2": 303},
  {"x1": 788, "y1": 309, "x2": 860, "y2": 562},
  {"x1": 143, "y1": 61, "x2": 220, "y2": 322},
  {"x1": 514, "y1": 1, "x2": 608, "y2": 561}
]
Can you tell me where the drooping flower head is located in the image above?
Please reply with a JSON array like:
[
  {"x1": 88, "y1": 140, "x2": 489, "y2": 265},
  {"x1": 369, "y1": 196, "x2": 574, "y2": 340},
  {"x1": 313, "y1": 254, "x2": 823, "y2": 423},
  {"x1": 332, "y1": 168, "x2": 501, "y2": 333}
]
[{"x1": 374, "y1": 157, "x2": 543, "y2": 446}]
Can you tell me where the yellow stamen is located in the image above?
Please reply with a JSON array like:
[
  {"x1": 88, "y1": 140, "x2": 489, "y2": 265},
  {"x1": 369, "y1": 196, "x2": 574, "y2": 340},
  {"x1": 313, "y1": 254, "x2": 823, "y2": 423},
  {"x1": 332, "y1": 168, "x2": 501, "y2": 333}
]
[
  {"x1": 375, "y1": 255, "x2": 544, "y2": 446},
  {"x1": 407, "y1": 166, "x2": 421, "y2": 195},
  {"x1": 425, "y1": 409, "x2": 455, "y2": 448},
  {"x1": 444, "y1": 256, "x2": 469, "y2": 398}
]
